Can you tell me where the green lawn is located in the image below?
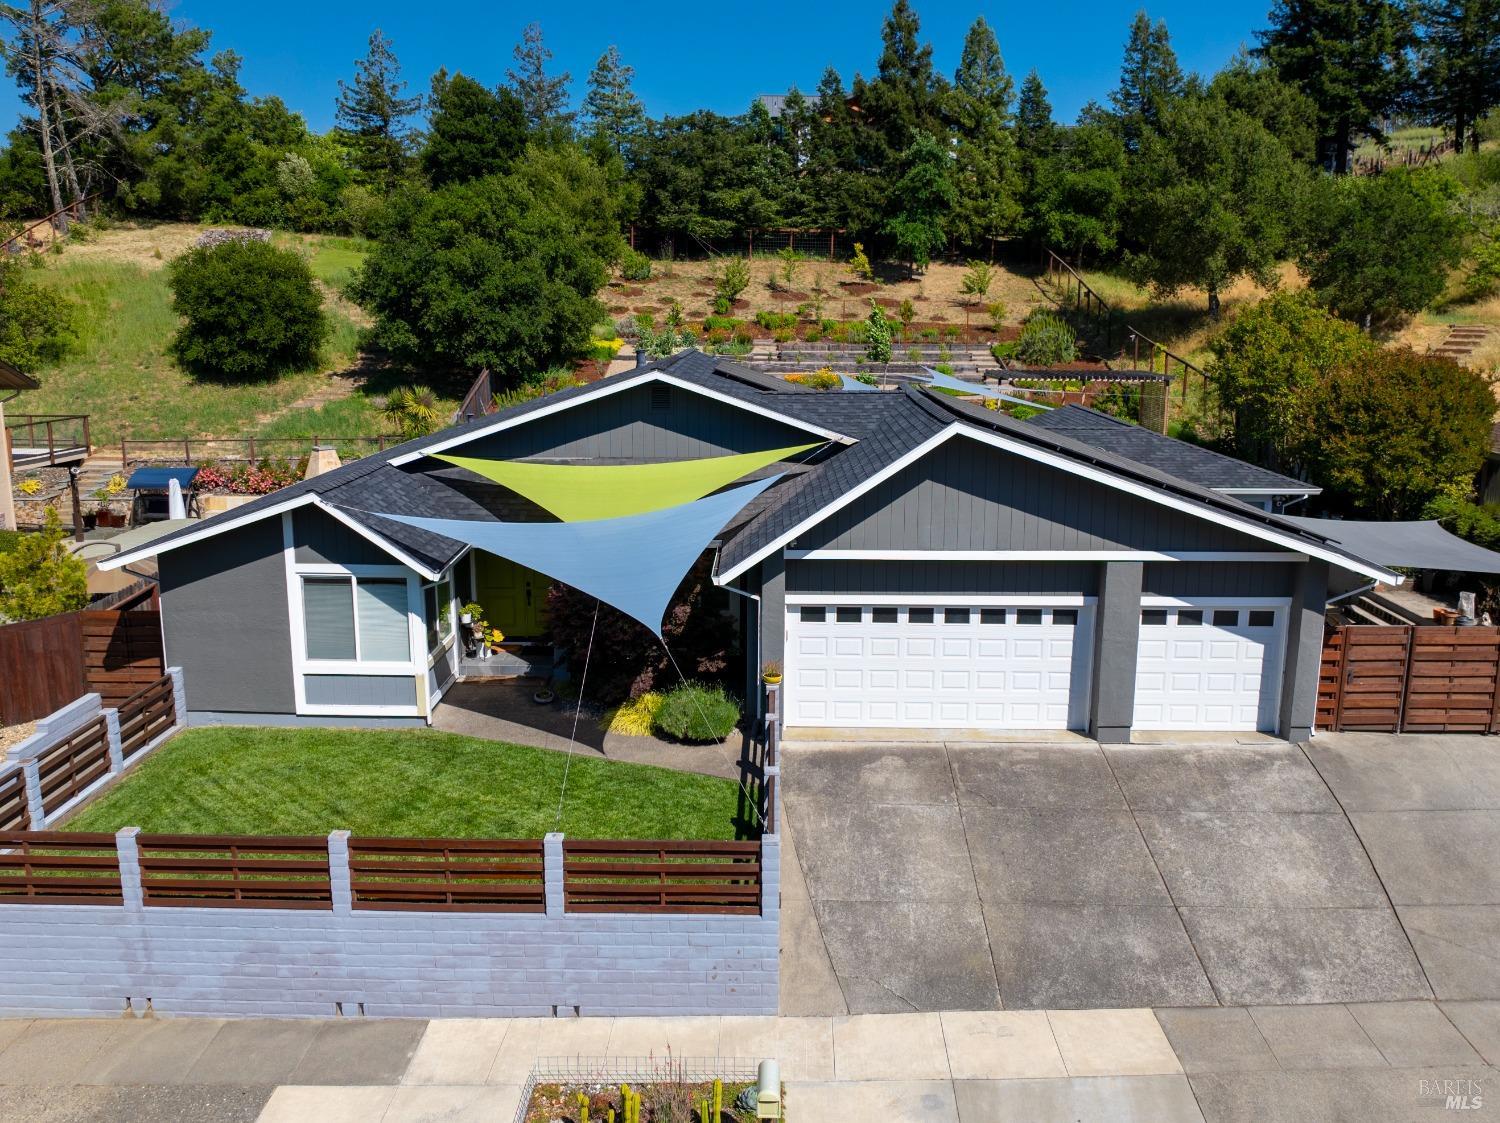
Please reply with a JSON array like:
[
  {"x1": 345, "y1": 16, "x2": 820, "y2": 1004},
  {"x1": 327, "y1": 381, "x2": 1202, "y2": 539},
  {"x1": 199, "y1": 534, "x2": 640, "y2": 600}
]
[{"x1": 65, "y1": 727, "x2": 753, "y2": 840}]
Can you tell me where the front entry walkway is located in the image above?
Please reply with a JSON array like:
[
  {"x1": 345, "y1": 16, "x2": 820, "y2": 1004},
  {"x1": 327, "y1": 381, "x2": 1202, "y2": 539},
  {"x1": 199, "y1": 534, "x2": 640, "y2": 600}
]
[{"x1": 782, "y1": 735, "x2": 1499, "y2": 1014}]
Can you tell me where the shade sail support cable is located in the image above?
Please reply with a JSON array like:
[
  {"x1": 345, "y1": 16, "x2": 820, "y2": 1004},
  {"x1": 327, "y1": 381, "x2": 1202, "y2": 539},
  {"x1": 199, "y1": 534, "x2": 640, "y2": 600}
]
[
  {"x1": 553, "y1": 599, "x2": 600, "y2": 832},
  {"x1": 660, "y1": 641, "x2": 764, "y2": 832}
]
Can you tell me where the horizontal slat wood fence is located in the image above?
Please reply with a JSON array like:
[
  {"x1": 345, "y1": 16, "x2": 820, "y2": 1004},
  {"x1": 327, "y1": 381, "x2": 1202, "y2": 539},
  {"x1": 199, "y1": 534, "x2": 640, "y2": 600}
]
[
  {"x1": 136, "y1": 835, "x2": 332, "y2": 908},
  {"x1": 0, "y1": 832, "x2": 121, "y2": 904},
  {"x1": 37, "y1": 717, "x2": 112, "y2": 817},
  {"x1": 563, "y1": 839, "x2": 763, "y2": 914},
  {"x1": 117, "y1": 677, "x2": 176, "y2": 759},
  {"x1": 0, "y1": 597, "x2": 163, "y2": 724},
  {"x1": 0, "y1": 773, "x2": 29, "y2": 832},
  {"x1": 1318, "y1": 625, "x2": 1500, "y2": 733},
  {"x1": 349, "y1": 837, "x2": 545, "y2": 912}
]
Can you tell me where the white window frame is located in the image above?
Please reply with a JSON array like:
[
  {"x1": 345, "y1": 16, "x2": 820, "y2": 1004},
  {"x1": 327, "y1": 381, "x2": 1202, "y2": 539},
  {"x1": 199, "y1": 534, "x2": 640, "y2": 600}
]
[{"x1": 283, "y1": 513, "x2": 424, "y2": 717}]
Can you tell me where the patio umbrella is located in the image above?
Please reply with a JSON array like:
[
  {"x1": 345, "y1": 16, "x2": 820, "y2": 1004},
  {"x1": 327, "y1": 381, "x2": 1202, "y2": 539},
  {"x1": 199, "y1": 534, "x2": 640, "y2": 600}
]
[
  {"x1": 434, "y1": 442, "x2": 816, "y2": 522},
  {"x1": 362, "y1": 474, "x2": 780, "y2": 637}
]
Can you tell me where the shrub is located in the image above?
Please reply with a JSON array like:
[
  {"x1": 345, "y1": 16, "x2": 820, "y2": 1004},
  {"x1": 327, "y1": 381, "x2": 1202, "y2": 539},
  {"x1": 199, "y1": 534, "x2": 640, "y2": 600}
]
[
  {"x1": 620, "y1": 249, "x2": 652, "y2": 281},
  {"x1": 960, "y1": 260, "x2": 992, "y2": 302},
  {"x1": 785, "y1": 367, "x2": 840, "y2": 391},
  {"x1": 754, "y1": 310, "x2": 796, "y2": 330},
  {"x1": 986, "y1": 301, "x2": 1007, "y2": 333},
  {"x1": 652, "y1": 681, "x2": 741, "y2": 743},
  {"x1": 715, "y1": 257, "x2": 750, "y2": 304},
  {"x1": 492, "y1": 367, "x2": 586, "y2": 410},
  {"x1": 1014, "y1": 310, "x2": 1077, "y2": 366},
  {"x1": 0, "y1": 270, "x2": 78, "y2": 372},
  {"x1": 855, "y1": 371, "x2": 879, "y2": 386},
  {"x1": 865, "y1": 302, "x2": 893, "y2": 363},
  {"x1": 0, "y1": 508, "x2": 87, "y2": 623},
  {"x1": 849, "y1": 242, "x2": 873, "y2": 281},
  {"x1": 712, "y1": 294, "x2": 732, "y2": 315},
  {"x1": 168, "y1": 240, "x2": 326, "y2": 379},
  {"x1": 701, "y1": 315, "x2": 739, "y2": 333},
  {"x1": 599, "y1": 692, "x2": 664, "y2": 736},
  {"x1": 773, "y1": 246, "x2": 802, "y2": 291}
]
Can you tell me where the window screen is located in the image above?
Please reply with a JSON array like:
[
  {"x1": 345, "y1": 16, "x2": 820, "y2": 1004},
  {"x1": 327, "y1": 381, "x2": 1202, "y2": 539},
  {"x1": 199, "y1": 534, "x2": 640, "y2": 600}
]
[
  {"x1": 872, "y1": 607, "x2": 898, "y2": 623},
  {"x1": 303, "y1": 577, "x2": 356, "y2": 660},
  {"x1": 357, "y1": 579, "x2": 410, "y2": 662}
]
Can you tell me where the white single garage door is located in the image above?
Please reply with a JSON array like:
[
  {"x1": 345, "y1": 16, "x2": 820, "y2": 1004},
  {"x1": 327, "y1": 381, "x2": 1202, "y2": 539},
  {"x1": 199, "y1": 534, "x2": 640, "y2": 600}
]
[
  {"x1": 1133, "y1": 600, "x2": 1287, "y2": 731},
  {"x1": 785, "y1": 600, "x2": 1094, "y2": 730}
]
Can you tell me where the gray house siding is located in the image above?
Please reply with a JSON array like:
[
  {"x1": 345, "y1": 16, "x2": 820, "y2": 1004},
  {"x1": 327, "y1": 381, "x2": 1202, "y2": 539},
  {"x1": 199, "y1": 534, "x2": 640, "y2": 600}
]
[
  {"x1": 1143, "y1": 561, "x2": 1297, "y2": 598},
  {"x1": 462, "y1": 382, "x2": 821, "y2": 462},
  {"x1": 794, "y1": 438, "x2": 1284, "y2": 554},
  {"x1": 786, "y1": 560, "x2": 1099, "y2": 595},
  {"x1": 293, "y1": 507, "x2": 394, "y2": 566},
  {"x1": 304, "y1": 674, "x2": 417, "y2": 708},
  {"x1": 159, "y1": 518, "x2": 294, "y2": 714}
]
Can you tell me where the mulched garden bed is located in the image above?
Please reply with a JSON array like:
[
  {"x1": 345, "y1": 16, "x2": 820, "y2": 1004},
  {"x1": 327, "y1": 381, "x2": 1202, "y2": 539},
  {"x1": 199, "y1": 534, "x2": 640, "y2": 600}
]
[{"x1": 839, "y1": 281, "x2": 879, "y2": 295}]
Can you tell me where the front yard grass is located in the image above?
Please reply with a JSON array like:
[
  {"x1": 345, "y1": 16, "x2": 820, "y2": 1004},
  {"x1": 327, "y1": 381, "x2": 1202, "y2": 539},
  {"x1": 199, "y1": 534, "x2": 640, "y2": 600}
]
[{"x1": 66, "y1": 727, "x2": 753, "y2": 840}]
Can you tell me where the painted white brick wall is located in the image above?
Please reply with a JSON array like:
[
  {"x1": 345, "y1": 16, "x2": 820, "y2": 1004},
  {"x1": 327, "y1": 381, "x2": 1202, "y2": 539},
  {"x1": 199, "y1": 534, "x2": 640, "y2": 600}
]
[{"x1": 0, "y1": 901, "x2": 779, "y2": 1018}]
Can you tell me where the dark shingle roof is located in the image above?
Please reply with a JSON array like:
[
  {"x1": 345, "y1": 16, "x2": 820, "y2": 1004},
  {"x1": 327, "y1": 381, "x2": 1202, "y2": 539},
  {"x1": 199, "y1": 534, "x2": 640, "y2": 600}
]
[
  {"x1": 109, "y1": 351, "x2": 1386, "y2": 581},
  {"x1": 1029, "y1": 405, "x2": 1318, "y2": 494}
]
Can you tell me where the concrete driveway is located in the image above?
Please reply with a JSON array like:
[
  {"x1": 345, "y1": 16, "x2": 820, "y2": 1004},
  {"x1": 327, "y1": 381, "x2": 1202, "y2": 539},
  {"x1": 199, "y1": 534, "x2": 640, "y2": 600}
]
[{"x1": 781, "y1": 733, "x2": 1500, "y2": 1015}]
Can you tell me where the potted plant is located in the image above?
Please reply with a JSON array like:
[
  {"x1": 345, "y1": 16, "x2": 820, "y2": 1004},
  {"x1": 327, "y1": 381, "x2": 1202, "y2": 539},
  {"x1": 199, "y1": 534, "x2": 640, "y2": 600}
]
[
  {"x1": 761, "y1": 660, "x2": 783, "y2": 685},
  {"x1": 459, "y1": 601, "x2": 483, "y2": 626},
  {"x1": 95, "y1": 504, "x2": 126, "y2": 528},
  {"x1": 487, "y1": 626, "x2": 506, "y2": 653}
]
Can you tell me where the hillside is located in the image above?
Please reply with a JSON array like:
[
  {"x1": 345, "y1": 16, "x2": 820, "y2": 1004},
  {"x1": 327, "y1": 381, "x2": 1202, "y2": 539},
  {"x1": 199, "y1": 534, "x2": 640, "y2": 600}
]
[{"x1": 14, "y1": 222, "x2": 454, "y2": 448}]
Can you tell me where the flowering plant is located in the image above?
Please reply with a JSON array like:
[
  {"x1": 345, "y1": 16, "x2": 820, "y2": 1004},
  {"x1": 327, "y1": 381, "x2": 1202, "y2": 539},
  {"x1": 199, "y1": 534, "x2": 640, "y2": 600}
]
[{"x1": 193, "y1": 457, "x2": 305, "y2": 495}]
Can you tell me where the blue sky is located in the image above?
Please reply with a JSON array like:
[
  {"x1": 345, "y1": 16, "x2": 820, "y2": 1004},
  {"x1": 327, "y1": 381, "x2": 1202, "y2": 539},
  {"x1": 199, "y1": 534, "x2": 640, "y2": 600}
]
[{"x1": 1, "y1": 0, "x2": 1272, "y2": 134}]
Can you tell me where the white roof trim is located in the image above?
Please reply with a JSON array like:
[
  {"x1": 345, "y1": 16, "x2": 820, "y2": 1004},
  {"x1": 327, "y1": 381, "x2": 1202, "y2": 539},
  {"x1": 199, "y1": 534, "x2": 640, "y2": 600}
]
[
  {"x1": 98, "y1": 494, "x2": 442, "y2": 580},
  {"x1": 716, "y1": 423, "x2": 1400, "y2": 584},
  {"x1": 1215, "y1": 485, "x2": 1321, "y2": 495},
  {"x1": 389, "y1": 367, "x2": 854, "y2": 467}
]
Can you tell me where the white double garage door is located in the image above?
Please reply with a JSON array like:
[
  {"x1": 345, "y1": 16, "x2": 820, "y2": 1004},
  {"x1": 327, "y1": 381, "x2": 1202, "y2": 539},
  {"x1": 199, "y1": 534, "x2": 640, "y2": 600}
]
[{"x1": 785, "y1": 597, "x2": 1287, "y2": 733}]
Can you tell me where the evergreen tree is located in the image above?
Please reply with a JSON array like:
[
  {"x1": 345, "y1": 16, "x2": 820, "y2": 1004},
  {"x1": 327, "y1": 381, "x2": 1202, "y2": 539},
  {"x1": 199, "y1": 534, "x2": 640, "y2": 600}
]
[
  {"x1": 1412, "y1": 0, "x2": 1500, "y2": 152},
  {"x1": 334, "y1": 29, "x2": 420, "y2": 190},
  {"x1": 1015, "y1": 70, "x2": 1055, "y2": 153},
  {"x1": 882, "y1": 131, "x2": 954, "y2": 272},
  {"x1": 422, "y1": 70, "x2": 527, "y2": 187},
  {"x1": 949, "y1": 17, "x2": 1021, "y2": 249},
  {"x1": 1125, "y1": 90, "x2": 1307, "y2": 314},
  {"x1": 1209, "y1": 52, "x2": 1319, "y2": 163},
  {"x1": 861, "y1": 0, "x2": 948, "y2": 155},
  {"x1": 507, "y1": 22, "x2": 572, "y2": 134},
  {"x1": 581, "y1": 45, "x2": 646, "y2": 160},
  {"x1": 803, "y1": 66, "x2": 882, "y2": 233},
  {"x1": 1255, "y1": 0, "x2": 1412, "y2": 172},
  {"x1": 1110, "y1": 10, "x2": 1186, "y2": 152}
]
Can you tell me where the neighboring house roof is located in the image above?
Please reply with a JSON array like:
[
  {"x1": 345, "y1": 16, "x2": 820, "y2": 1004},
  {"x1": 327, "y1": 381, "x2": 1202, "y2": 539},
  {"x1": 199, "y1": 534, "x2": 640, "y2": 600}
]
[
  {"x1": 100, "y1": 351, "x2": 1396, "y2": 585},
  {"x1": 757, "y1": 94, "x2": 788, "y2": 118},
  {"x1": 1029, "y1": 405, "x2": 1319, "y2": 495}
]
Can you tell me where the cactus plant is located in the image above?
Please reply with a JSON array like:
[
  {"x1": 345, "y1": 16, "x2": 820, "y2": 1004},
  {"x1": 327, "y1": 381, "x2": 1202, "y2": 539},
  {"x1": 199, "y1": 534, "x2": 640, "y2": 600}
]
[
  {"x1": 713, "y1": 1077, "x2": 722, "y2": 1119},
  {"x1": 577, "y1": 1091, "x2": 590, "y2": 1123}
]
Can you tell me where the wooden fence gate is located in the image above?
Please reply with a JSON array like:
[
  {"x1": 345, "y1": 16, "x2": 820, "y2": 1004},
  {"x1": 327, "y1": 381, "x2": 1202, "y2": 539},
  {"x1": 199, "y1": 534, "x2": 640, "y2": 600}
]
[{"x1": 1318, "y1": 625, "x2": 1500, "y2": 733}]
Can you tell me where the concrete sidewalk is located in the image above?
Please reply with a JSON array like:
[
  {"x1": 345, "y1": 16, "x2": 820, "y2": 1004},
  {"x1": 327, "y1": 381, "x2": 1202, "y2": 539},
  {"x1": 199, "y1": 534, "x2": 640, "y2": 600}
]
[{"x1": 0, "y1": 1001, "x2": 1493, "y2": 1121}]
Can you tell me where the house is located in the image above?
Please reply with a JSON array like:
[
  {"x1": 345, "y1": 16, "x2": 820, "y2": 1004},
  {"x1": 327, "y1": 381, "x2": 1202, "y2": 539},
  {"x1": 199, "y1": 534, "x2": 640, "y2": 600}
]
[{"x1": 100, "y1": 350, "x2": 1398, "y2": 742}]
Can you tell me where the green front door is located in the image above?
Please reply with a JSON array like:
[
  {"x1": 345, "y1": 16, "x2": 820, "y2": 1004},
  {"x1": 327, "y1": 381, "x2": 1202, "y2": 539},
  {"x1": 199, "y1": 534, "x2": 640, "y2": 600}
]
[{"x1": 475, "y1": 552, "x2": 549, "y2": 639}]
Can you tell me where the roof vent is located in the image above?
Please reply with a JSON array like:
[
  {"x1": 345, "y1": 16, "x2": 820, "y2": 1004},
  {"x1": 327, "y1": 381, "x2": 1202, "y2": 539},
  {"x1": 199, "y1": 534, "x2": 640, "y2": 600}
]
[{"x1": 650, "y1": 383, "x2": 672, "y2": 411}]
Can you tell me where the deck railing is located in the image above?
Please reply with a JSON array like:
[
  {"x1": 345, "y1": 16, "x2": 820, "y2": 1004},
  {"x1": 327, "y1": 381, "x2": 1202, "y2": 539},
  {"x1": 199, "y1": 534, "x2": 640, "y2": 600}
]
[
  {"x1": 4, "y1": 414, "x2": 91, "y2": 466},
  {"x1": 120, "y1": 434, "x2": 393, "y2": 465}
]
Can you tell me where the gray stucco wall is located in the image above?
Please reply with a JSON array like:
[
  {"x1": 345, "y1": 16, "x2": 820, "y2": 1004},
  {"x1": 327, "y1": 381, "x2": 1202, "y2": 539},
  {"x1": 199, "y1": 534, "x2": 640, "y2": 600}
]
[
  {"x1": 293, "y1": 507, "x2": 395, "y2": 566},
  {"x1": 795, "y1": 437, "x2": 1284, "y2": 553},
  {"x1": 159, "y1": 518, "x2": 294, "y2": 714},
  {"x1": 1280, "y1": 559, "x2": 1330, "y2": 742},
  {"x1": 1090, "y1": 561, "x2": 1143, "y2": 744},
  {"x1": 464, "y1": 382, "x2": 820, "y2": 461}
]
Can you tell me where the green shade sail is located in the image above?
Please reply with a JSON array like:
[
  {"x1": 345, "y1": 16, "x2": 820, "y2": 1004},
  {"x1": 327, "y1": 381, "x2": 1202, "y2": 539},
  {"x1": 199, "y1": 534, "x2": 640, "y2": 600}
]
[{"x1": 435, "y1": 442, "x2": 817, "y2": 522}]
